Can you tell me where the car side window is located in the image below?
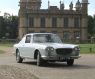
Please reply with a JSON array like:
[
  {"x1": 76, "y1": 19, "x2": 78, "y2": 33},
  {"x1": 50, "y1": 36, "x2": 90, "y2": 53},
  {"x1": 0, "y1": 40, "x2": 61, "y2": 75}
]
[{"x1": 25, "y1": 35, "x2": 31, "y2": 43}]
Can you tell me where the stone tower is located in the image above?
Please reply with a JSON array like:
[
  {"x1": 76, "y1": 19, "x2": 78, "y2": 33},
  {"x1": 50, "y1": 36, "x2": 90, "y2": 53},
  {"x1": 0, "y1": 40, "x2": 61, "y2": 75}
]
[
  {"x1": 19, "y1": 0, "x2": 41, "y2": 10},
  {"x1": 81, "y1": 0, "x2": 89, "y2": 15},
  {"x1": 19, "y1": 0, "x2": 42, "y2": 39},
  {"x1": 26, "y1": 0, "x2": 41, "y2": 10},
  {"x1": 19, "y1": 0, "x2": 27, "y2": 39},
  {"x1": 81, "y1": 0, "x2": 89, "y2": 41}
]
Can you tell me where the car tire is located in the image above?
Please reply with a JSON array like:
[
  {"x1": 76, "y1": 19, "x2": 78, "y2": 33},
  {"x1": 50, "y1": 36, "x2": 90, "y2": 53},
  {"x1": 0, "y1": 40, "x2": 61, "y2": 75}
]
[
  {"x1": 16, "y1": 50, "x2": 23, "y2": 63},
  {"x1": 67, "y1": 59, "x2": 74, "y2": 66},
  {"x1": 37, "y1": 51, "x2": 42, "y2": 66}
]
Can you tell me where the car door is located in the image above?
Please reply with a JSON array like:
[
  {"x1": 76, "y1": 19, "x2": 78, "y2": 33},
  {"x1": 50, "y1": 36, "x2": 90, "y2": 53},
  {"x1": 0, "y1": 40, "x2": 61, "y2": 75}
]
[
  {"x1": 19, "y1": 35, "x2": 31, "y2": 57},
  {"x1": 23, "y1": 35, "x2": 32, "y2": 58},
  {"x1": 18, "y1": 36, "x2": 27, "y2": 57},
  {"x1": 25, "y1": 35, "x2": 37, "y2": 58}
]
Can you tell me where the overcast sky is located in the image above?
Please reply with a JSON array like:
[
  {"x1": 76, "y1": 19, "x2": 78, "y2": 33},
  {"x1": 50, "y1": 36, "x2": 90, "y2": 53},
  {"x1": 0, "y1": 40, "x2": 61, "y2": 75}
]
[{"x1": 0, "y1": 0, "x2": 95, "y2": 16}]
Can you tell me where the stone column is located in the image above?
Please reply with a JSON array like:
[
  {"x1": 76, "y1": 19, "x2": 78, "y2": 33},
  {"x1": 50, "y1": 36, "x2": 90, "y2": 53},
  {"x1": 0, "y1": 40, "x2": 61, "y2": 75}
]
[
  {"x1": 19, "y1": 13, "x2": 27, "y2": 39},
  {"x1": 81, "y1": 17, "x2": 88, "y2": 41}
]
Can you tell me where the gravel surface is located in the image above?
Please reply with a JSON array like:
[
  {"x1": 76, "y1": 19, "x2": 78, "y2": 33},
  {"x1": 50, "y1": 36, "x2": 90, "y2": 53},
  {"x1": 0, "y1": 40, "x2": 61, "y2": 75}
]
[
  {"x1": 0, "y1": 65, "x2": 39, "y2": 79},
  {"x1": 0, "y1": 49, "x2": 95, "y2": 79}
]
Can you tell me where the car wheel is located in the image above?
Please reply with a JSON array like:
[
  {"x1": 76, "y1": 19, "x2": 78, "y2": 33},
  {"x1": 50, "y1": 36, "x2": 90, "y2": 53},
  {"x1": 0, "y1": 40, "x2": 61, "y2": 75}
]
[
  {"x1": 67, "y1": 59, "x2": 74, "y2": 66},
  {"x1": 16, "y1": 50, "x2": 23, "y2": 63},
  {"x1": 37, "y1": 51, "x2": 42, "y2": 66}
]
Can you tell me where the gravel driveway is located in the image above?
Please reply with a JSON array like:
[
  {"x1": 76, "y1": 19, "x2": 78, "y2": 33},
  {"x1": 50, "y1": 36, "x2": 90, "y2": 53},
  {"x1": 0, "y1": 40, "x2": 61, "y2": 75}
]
[
  {"x1": 0, "y1": 50, "x2": 95, "y2": 79},
  {"x1": 0, "y1": 65, "x2": 39, "y2": 79}
]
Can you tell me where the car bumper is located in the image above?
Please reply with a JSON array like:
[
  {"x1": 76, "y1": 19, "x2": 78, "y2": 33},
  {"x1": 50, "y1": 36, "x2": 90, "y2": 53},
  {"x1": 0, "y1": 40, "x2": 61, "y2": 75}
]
[
  {"x1": 70, "y1": 56, "x2": 81, "y2": 59},
  {"x1": 41, "y1": 55, "x2": 81, "y2": 61}
]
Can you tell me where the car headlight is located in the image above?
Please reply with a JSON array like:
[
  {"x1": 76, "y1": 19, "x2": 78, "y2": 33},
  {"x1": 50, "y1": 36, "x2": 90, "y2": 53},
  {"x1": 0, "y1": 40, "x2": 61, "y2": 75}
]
[
  {"x1": 45, "y1": 47, "x2": 55, "y2": 56},
  {"x1": 72, "y1": 46, "x2": 80, "y2": 56},
  {"x1": 46, "y1": 47, "x2": 55, "y2": 52},
  {"x1": 74, "y1": 46, "x2": 80, "y2": 51}
]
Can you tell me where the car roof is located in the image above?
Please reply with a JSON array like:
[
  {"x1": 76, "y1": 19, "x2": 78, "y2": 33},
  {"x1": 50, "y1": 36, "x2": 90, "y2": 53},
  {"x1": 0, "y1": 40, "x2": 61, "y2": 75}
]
[{"x1": 26, "y1": 33, "x2": 55, "y2": 36}]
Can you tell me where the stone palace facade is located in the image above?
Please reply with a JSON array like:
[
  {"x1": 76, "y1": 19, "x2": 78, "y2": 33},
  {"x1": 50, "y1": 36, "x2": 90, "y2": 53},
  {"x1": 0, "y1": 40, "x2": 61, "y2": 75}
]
[{"x1": 19, "y1": 0, "x2": 89, "y2": 41}]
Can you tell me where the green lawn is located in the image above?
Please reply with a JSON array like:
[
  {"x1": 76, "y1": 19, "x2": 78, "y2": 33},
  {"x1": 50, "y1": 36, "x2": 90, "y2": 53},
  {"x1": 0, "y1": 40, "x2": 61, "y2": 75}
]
[
  {"x1": 0, "y1": 42, "x2": 14, "y2": 54},
  {"x1": 0, "y1": 43, "x2": 14, "y2": 47},
  {"x1": 78, "y1": 44, "x2": 95, "y2": 54},
  {"x1": 0, "y1": 50, "x2": 5, "y2": 54}
]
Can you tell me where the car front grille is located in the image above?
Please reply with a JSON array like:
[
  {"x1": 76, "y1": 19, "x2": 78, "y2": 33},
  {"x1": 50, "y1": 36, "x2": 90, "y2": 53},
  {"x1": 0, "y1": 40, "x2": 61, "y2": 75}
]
[{"x1": 56, "y1": 48, "x2": 73, "y2": 55}]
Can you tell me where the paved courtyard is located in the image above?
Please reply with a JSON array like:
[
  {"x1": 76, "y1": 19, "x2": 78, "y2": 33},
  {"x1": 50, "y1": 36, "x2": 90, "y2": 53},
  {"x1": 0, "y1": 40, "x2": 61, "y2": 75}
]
[{"x1": 0, "y1": 51, "x2": 95, "y2": 79}]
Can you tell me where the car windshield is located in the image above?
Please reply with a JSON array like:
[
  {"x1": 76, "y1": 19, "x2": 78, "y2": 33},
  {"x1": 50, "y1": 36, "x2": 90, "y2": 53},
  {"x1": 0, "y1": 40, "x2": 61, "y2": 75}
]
[{"x1": 33, "y1": 34, "x2": 62, "y2": 43}]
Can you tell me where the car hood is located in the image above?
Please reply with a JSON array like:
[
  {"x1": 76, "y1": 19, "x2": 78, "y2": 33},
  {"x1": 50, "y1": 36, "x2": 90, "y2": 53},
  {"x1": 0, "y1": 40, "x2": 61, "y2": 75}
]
[{"x1": 38, "y1": 43, "x2": 78, "y2": 49}]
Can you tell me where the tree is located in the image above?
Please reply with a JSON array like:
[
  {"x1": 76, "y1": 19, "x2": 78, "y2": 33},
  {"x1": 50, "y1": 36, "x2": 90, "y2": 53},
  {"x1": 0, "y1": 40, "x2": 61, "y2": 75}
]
[
  {"x1": 0, "y1": 13, "x2": 18, "y2": 39},
  {"x1": 9, "y1": 15, "x2": 18, "y2": 38},
  {"x1": 93, "y1": 16, "x2": 95, "y2": 35},
  {"x1": 88, "y1": 15, "x2": 94, "y2": 36},
  {"x1": 0, "y1": 16, "x2": 5, "y2": 38},
  {"x1": 3, "y1": 13, "x2": 11, "y2": 38}
]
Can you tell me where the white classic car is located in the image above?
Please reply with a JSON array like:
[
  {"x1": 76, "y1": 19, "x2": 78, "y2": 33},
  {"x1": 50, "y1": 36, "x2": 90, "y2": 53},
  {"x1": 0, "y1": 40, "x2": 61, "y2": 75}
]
[{"x1": 14, "y1": 33, "x2": 80, "y2": 66}]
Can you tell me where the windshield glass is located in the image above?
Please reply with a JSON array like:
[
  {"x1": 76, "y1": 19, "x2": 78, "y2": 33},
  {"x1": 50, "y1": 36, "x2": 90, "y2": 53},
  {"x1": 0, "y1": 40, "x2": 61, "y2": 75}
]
[{"x1": 33, "y1": 34, "x2": 62, "y2": 43}]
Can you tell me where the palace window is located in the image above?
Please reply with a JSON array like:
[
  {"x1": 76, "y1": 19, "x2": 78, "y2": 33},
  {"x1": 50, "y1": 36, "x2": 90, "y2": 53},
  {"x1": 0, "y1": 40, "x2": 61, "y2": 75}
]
[
  {"x1": 74, "y1": 17, "x2": 80, "y2": 28},
  {"x1": 74, "y1": 31, "x2": 80, "y2": 39},
  {"x1": 29, "y1": 17, "x2": 34, "y2": 27},
  {"x1": 52, "y1": 17, "x2": 57, "y2": 28},
  {"x1": 63, "y1": 31, "x2": 70, "y2": 40},
  {"x1": 64, "y1": 17, "x2": 69, "y2": 28},
  {"x1": 40, "y1": 17, "x2": 45, "y2": 28}
]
